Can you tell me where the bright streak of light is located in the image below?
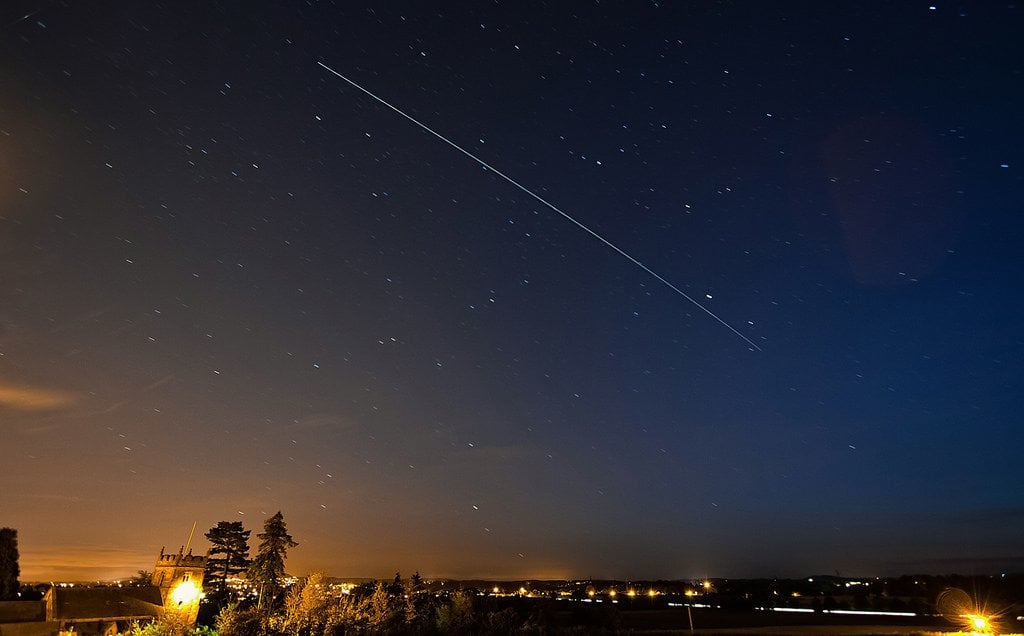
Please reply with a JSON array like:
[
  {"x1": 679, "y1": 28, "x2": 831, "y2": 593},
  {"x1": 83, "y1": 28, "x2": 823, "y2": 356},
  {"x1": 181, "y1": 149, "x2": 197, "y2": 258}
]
[
  {"x1": 825, "y1": 609, "x2": 917, "y2": 617},
  {"x1": 771, "y1": 607, "x2": 815, "y2": 613},
  {"x1": 317, "y1": 61, "x2": 762, "y2": 352}
]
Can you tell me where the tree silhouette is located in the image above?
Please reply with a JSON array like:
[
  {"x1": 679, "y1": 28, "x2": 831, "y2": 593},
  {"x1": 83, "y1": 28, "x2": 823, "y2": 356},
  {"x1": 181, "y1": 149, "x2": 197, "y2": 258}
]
[
  {"x1": 129, "y1": 570, "x2": 154, "y2": 587},
  {"x1": 248, "y1": 512, "x2": 297, "y2": 609},
  {"x1": 204, "y1": 521, "x2": 251, "y2": 603}
]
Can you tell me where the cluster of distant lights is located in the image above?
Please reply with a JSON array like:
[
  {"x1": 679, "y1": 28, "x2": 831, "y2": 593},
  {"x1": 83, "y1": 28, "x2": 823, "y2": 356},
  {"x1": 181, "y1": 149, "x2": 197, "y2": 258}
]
[
  {"x1": 485, "y1": 580, "x2": 716, "y2": 604},
  {"x1": 479, "y1": 579, "x2": 1014, "y2": 634}
]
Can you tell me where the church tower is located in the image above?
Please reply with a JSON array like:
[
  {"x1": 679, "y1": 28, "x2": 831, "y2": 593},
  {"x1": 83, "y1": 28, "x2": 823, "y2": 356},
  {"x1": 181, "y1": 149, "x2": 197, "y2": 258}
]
[{"x1": 152, "y1": 546, "x2": 207, "y2": 625}]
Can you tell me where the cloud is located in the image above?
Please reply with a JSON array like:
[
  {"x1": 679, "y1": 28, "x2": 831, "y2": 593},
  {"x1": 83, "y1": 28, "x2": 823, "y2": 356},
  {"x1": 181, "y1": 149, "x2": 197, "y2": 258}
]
[
  {"x1": 19, "y1": 545, "x2": 155, "y2": 582},
  {"x1": 0, "y1": 380, "x2": 78, "y2": 411}
]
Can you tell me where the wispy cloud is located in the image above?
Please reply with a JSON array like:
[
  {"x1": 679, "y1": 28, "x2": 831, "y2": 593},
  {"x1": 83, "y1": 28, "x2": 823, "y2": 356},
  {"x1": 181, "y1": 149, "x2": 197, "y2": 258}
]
[
  {"x1": 0, "y1": 380, "x2": 78, "y2": 411},
  {"x1": 19, "y1": 545, "x2": 154, "y2": 582}
]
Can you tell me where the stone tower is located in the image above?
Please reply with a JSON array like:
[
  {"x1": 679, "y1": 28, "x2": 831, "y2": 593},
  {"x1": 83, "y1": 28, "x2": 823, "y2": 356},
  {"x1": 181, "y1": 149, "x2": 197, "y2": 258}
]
[{"x1": 152, "y1": 546, "x2": 207, "y2": 625}]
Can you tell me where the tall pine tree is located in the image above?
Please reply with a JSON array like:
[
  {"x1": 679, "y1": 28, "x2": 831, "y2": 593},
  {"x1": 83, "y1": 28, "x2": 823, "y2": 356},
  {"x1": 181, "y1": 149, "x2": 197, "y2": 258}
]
[
  {"x1": 203, "y1": 521, "x2": 251, "y2": 603},
  {"x1": 248, "y1": 511, "x2": 297, "y2": 609}
]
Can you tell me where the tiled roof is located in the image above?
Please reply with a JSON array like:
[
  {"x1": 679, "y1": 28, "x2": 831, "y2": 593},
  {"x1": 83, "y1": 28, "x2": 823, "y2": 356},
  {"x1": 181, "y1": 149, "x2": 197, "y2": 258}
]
[{"x1": 48, "y1": 587, "x2": 162, "y2": 621}]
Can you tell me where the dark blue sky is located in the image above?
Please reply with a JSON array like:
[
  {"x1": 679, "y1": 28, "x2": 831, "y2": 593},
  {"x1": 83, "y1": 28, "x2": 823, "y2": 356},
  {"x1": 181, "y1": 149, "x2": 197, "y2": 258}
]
[{"x1": 2, "y1": 1, "x2": 1022, "y2": 580}]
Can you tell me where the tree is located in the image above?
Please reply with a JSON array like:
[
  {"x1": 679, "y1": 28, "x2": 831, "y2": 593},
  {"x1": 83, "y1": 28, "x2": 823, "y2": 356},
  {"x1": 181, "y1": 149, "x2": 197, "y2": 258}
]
[
  {"x1": 129, "y1": 570, "x2": 154, "y2": 587},
  {"x1": 283, "y1": 571, "x2": 345, "y2": 636},
  {"x1": 436, "y1": 591, "x2": 474, "y2": 634},
  {"x1": 248, "y1": 512, "x2": 297, "y2": 609},
  {"x1": 204, "y1": 521, "x2": 251, "y2": 602},
  {"x1": 126, "y1": 612, "x2": 204, "y2": 636},
  {"x1": 214, "y1": 602, "x2": 264, "y2": 636},
  {"x1": 403, "y1": 572, "x2": 429, "y2": 630},
  {"x1": 409, "y1": 571, "x2": 424, "y2": 593},
  {"x1": 388, "y1": 572, "x2": 403, "y2": 596},
  {"x1": 365, "y1": 581, "x2": 400, "y2": 632},
  {"x1": 0, "y1": 528, "x2": 19, "y2": 600}
]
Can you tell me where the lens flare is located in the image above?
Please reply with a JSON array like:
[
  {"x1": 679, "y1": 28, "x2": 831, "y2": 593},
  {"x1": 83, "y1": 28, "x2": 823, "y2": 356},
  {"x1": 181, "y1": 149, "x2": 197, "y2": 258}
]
[{"x1": 937, "y1": 588, "x2": 999, "y2": 635}]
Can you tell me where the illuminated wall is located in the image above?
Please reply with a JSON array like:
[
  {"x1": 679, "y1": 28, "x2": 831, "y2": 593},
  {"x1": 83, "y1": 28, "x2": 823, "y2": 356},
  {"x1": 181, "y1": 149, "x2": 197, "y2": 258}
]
[{"x1": 151, "y1": 548, "x2": 206, "y2": 625}]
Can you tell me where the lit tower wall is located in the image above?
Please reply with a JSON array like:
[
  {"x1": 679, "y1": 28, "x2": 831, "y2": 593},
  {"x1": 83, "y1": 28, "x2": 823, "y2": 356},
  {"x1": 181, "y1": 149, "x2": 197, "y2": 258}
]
[{"x1": 152, "y1": 547, "x2": 207, "y2": 625}]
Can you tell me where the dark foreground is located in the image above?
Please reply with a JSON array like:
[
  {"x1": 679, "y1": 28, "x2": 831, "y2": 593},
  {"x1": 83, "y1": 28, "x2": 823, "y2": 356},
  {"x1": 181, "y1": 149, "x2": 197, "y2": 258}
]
[{"x1": 556, "y1": 605, "x2": 1016, "y2": 635}]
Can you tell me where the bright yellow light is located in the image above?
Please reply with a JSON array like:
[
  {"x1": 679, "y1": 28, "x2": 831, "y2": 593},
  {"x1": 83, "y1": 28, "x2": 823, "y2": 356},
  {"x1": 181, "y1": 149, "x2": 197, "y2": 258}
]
[
  {"x1": 627, "y1": 589, "x2": 636, "y2": 597},
  {"x1": 703, "y1": 580, "x2": 712, "y2": 590},
  {"x1": 608, "y1": 590, "x2": 617, "y2": 598},
  {"x1": 492, "y1": 586, "x2": 500, "y2": 594},
  {"x1": 170, "y1": 580, "x2": 200, "y2": 606},
  {"x1": 967, "y1": 614, "x2": 990, "y2": 632},
  {"x1": 587, "y1": 590, "x2": 595, "y2": 597},
  {"x1": 685, "y1": 590, "x2": 696, "y2": 597},
  {"x1": 647, "y1": 589, "x2": 657, "y2": 598}
]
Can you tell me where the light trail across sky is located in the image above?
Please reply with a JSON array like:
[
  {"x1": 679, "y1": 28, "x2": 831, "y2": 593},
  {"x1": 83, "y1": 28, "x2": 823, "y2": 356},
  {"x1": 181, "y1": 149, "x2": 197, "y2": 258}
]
[{"x1": 317, "y1": 61, "x2": 762, "y2": 352}]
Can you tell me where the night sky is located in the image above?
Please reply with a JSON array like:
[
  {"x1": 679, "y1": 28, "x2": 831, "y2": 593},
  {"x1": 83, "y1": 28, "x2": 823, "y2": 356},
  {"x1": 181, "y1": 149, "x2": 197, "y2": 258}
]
[{"x1": 3, "y1": 2, "x2": 1022, "y2": 582}]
